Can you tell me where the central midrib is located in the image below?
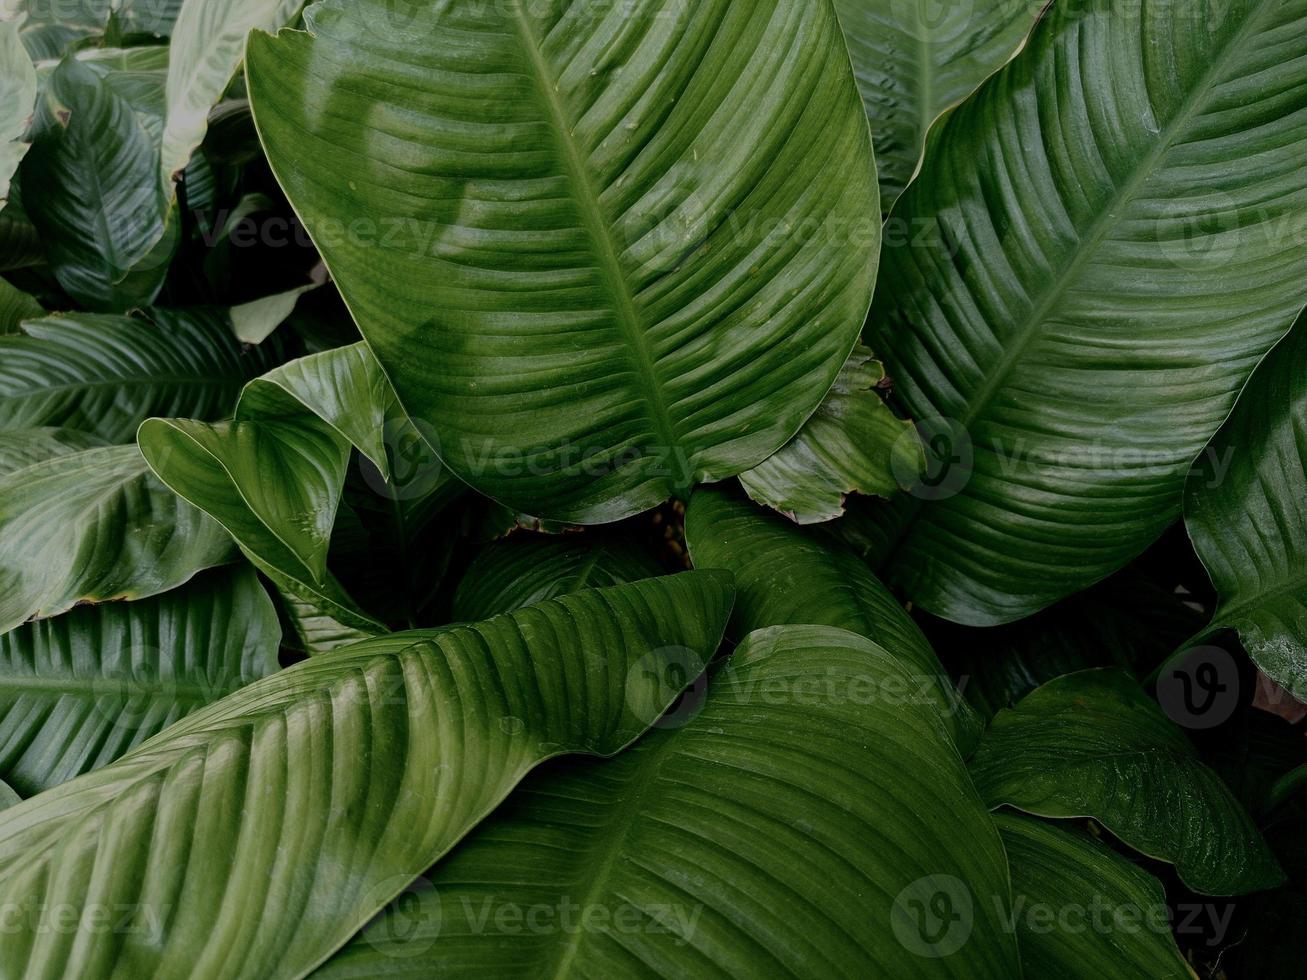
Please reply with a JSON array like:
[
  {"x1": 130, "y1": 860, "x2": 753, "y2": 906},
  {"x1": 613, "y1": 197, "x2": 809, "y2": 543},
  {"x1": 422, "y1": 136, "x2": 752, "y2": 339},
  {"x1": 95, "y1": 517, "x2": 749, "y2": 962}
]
[
  {"x1": 884, "y1": 1, "x2": 1273, "y2": 560},
  {"x1": 508, "y1": 6, "x2": 685, "y2": 480}
]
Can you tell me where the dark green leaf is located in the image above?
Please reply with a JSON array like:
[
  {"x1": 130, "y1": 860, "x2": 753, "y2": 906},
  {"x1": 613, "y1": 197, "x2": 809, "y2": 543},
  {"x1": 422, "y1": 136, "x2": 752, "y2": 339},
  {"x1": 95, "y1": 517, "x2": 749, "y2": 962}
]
[
  {"x1": 0, "y1": 564, "x2": 279, "y2": 795},
  {"x1": 862, "y1": 0, "x2": 1307, "y2": 625},
  {"x1": 970, "y1": 669, "x2": 1282, "y2": 895}
]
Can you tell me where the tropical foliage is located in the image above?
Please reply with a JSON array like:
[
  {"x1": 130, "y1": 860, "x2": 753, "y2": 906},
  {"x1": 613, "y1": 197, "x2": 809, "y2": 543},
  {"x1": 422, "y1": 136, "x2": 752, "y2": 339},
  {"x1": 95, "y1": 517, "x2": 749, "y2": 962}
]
[{"x1": 0, "y1": 0, "x2": 1304, "y2": 976}]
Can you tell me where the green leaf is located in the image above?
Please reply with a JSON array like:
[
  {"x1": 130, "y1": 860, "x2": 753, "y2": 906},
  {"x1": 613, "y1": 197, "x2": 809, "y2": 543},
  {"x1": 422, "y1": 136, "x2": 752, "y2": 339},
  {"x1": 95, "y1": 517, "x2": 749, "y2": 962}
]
[
  {"x1": 861, "y1": 0, "x2": 1307, "y2": 625},
  {"x1": 316, "y1": 624, "x2": 1019, "y2": 979},
  {"x1": 685, "y1": 485, "x2": 979, "y2": 753},
  {"x1": 452, "y1": 534, "x2": 662, "y2": 622},
  {"x1": 0, "y1": 570, "x2": 733, "y2": 978},
  {"x1": 995, "y1": 813, "x2": 1194, "y2": 979},
  {"x1": 0, "y1": 308, "x2": 285, "y2": 442},
  {"x1": 247, "y1": 0, "x2": 880, "y2": 522},
  {"x1": 161, "y1": 0, "x2": 304, "y2": 180},
  {"x1": 929, "y1": 570, "x2": 1204, "y2": 721},
  {"x1": 0, "y1": 426, "x2": 102, "y2": 474},
  {"x1": 0, "y1": 205, "x2": 43, "y2": 272},
  {"x1": 1185, "y1": 314, "x2": 1307, "y2": 700},
  {"x1": 738, "y1": 345, "x2": 923, "y2": 523},
  {"x1": 22, "y1": 56, "x2": 176, "y2": 311},
  {"x1": 832, "y1": 0, "x2": 1040, "y2": 205},
  {"x1": 0, "y1": 779, "x2": 17, "y2": 810},
  {"x1": 969, "y1": 669, "x2": 1282, "y2": 895},
  {"x1": 139, "y1": 344, "x2": 439, "y2": 651},
  {"x1": 0, "y1": 564, "x2": 279, "y2": 796},
  {"x1": 0, "y1": 275, "x2": 40, "y2": 334},
  {"x1": 0, "y1": 20, "x2": 37, "y2": 214},
  {"x1": 0, "y1": 433, "x2": 237, "y2": 634},
  {"x1": 229, "y1": 281, "x2": 317, "y2": 344}
]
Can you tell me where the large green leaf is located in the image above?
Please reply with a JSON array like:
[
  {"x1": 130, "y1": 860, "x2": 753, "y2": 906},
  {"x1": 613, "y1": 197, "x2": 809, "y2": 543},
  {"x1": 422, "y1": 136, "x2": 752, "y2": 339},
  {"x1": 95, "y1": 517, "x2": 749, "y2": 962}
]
[
  {"x1": 22, "y1": 56, "x2": 177, "y2": 311},
  {"x1": 0, "y1": 564, "x2": 279, "y2": 796},
  {"x1": 0, "y1": 432, "x2": 236, "y2": 634},
  {"x1": 0, "y1": 571, "x2": 733, "y2": 978},
  {"x1": 453, "y1": 534, "x2": 662, "y2": 623},
  {"x1": 995, "y1": 813, "x2": 1194, "y2": 979},
  {"x1": 0, "y1": 20, "x2": 36, "y2": 213},
  {"x1": 316, "y1": 624, "x2": 1019, "y2": 979},
  {"x1": 160, "y1": 0, "x2": 303, "y2": 180},
  {"x1": 969, "y1": 669, "x2": 1282, "y2": 895},
  {"x1": 0, "y1": 308, "x2": 284, "y2": 442},
  {"x1": 1185, "y1": 314, "x2": 1307, "y2": 699},
  {"x1": 860, "y1": 0, "x2": 1307, "y2": 625},
  {"x1": 685, "y1": 485, "x2": 979, "y2": 752},
  {"x1": 737, "y1": 345, "x2": 923, "y2": 523},
  {"x1": 246, "y1": 0, "x2": 879, "y2": 523},
  {"x1": 832, "y1": 0, "x2": 1040, "y2": 205}
]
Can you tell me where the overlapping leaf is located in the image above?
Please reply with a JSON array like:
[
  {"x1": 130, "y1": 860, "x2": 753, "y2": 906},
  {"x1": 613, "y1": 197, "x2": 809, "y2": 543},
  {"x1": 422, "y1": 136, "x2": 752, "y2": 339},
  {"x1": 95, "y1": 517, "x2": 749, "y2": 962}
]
[
  {"x1": 996, "y1": 813, "x2": 1194, "y2": 979},
  {"x1": 161, "y1": 0, "x2": 303, "y2": 181},
  {"x1": 316, "y1": 625, "x2": 1019, "y2": 979},
  {"x1": 453, "y1": 534, "x2": 662, "y2": 623},
  {"x1": 738, "y1": 345, "x2": 922, "y2": 523},
  {"x1": 247, "y1": 0, "x2": 879, "y2": 522},
  {"x1": 832, "y1": 0, "x2": 1041, "y2": 204},
  {"x1": 0, "y1": 571, "x2": 733, "y2": 979},
  {"x1": 686, "y1": 485, "x2": 979, "y2": 752},
  {"x1": 140, "y1": 343, "x2": 449, "y2": 651},
  {"x1": 0, "y1": 20, "x2": 36, "y2": 213},
  {"x1": 970, "y1": 669, "x2": 1282, "y2": 895},
  {"x1": 0, "y1": 564, "x2": 279, "y2": 796},
  {"x1": 862, "y1": 0, "x2": 1307, "y2": 625},
  {"x1": 1185, "y1": 314, "x2": 1307, "y2": 699},
  {"x1": 0, "y1": 308, "x2": 284, "y2": 441},
  {"x1": 0, "y1": 430, "x2": 236, "y2": 634},
  {"x1": 0, "y1": 275, "x2": 39, "y2": 334},
  {"x1": 22, "y1": 56, "x2": 177, "y2": 311}
]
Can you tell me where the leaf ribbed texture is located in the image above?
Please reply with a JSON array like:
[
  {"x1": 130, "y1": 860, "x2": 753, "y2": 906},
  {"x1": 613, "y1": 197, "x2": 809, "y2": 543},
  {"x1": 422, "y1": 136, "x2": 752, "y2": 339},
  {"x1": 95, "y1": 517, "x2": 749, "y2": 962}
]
[
  {"x1": 863, "y1": 0, "x2": 1307, "y2": 625},
  {"x1": 0, "y1": 571, "x2": 733, "y2": 979},
  {"x1": 246, "y1": 0, "x2": 879, "y2": 522}
]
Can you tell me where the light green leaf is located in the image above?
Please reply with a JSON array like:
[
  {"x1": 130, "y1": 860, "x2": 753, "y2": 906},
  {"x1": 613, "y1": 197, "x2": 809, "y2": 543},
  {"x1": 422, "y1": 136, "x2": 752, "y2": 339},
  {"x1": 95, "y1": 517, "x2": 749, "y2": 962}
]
[
  {"x1": 247, "y1": 0, "x2": 879, "y2": 523},
  {"x1": 0, "y1": 570, "x2": 733, "y2": 979},
  {"x1": 1185, "y1": 314, "x2": 1307, "y2": 700},
  {"x1": 0, "y1": 308, "x2": 285, "y2": 442},
  {"x1": 0, "y1": 433, "x2": 237, "y2": 634},
  {"x1": 861, "y1": 0, "x2": 1307, "y2": 625},
  {"x1": 452, "y1": 534, "x2": 662, "y2": 622},
  {"x1": 0, "y1": 275, "x2": 40, "y2": 333},
  {"x1": 22, "y1": 56, "x2": 176, "y2": 311},
  {"x1": 685, "y1": 485, "x2": 980, "y2": 753},
  {"x1": 0, "y1": 20, "x2": 37, "y2": 213},
  {"x1": 738, "y1": 345, "x2": 923, "y2": 523},
  {"x1": 0, "y1": 564, "x2": 279, "y2": 796},
  {"x1": 229, "y1": 281, "x2": 317, "y2": 344},
  {"x1": 833, "y1": 0, "x2": 1041, "y2": 205},
  {"x1": 316, "y1": 624, "x2": 1019, "y2": 979},
  {"x1": 996, "y1": 813, "x2": 1195, "y2": 979},
  {"x1": 969, "y1": 669, "x2": 1282, "y2": 895},
  {"x1": 0, "y1": 779, "x2": 17, "y2": 810},
  {"x1": 161, "y1": 0, "x2": 303, "y2": 180}
]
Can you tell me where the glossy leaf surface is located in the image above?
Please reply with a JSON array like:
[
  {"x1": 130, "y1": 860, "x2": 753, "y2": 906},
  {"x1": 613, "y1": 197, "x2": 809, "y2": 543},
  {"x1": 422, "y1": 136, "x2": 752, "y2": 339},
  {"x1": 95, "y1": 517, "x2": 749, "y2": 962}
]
[
  {"x1": 316, "y1": 625, "x2": 1019, "y2": 979},
  {"x1": 863, "y1": 0, "x2": 1307, "y2": 625},
  {"x1": 0, "y1": 571, "x2": 733, "y2": 978},
  {"x1": 247, "y1": 0, "x2": 879, "y2": 522}
]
